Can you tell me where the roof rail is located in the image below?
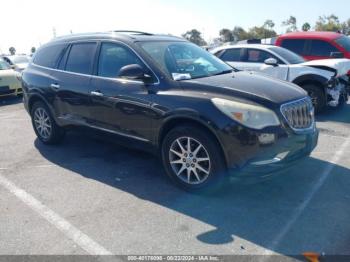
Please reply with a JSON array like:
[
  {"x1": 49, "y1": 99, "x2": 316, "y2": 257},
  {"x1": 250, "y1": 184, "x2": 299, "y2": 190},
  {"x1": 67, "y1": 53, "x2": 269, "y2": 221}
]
[{"x1": 113, "y1": 30, "x2": 153, "y2": 36}]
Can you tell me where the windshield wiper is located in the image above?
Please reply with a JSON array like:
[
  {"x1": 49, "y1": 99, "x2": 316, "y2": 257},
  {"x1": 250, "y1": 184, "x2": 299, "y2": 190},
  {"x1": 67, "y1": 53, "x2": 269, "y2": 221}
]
[{"x1": 212, "y1": 69, "x2": 234, "y2": 76}]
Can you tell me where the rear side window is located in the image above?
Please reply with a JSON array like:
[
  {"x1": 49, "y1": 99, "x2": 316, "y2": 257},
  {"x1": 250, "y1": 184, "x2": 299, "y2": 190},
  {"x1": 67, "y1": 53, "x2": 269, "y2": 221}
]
[
  {"x1": 65, "y1": 43, "x2": 96, "y2": 74},
  {"x1": 33, "y1": 44, "x2": 66, "y2": 68},
  {"x1": 309, "y1": 40, "x2": 338, "y2": 57},
  {"x1": 98, "y1": 42, "x2": 144, "y2": 78},
  {"x1": 220, "y1": 49, "x2": 241, "y2": 62},
  {"x1": 280, "y1": 39, "x2": 306, "y2": 55}
]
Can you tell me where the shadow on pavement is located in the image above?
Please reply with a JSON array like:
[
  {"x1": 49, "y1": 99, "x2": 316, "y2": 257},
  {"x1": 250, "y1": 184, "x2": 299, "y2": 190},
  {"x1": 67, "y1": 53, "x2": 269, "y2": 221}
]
[
  {"x1": 316, "y1": 102, "x2": 350, "y2": 124},
  {"x1": 34, "y1": 131, "x2": 350, "y2": 256}
]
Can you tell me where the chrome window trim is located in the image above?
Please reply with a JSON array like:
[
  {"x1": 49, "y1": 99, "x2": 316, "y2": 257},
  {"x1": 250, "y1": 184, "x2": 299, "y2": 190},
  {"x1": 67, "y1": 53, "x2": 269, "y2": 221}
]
[{"x1": 32, "y1": 39, "x2": 160, "y2": 85}]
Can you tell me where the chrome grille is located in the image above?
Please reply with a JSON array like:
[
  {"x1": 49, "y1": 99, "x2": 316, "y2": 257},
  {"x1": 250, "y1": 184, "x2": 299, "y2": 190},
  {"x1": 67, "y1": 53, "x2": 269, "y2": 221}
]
[{"x1": 280, "y1": 97, "x2": 314, "y2": 130}]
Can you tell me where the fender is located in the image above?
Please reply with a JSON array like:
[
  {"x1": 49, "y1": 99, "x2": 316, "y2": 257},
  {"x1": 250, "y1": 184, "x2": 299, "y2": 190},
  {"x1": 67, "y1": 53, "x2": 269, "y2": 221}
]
[
  {"x1": 292, "y1": 74, "x2": 329, "y2": 97},
  {"x1": 27, "y1": 90, "x2": 60, "y2": 124}
]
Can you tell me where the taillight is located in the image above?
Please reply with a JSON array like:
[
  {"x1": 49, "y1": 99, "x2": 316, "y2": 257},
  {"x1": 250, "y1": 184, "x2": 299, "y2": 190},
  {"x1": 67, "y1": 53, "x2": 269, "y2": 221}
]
[{"x1": 347, "y1": 70, "x2": 350, "y2": 76}]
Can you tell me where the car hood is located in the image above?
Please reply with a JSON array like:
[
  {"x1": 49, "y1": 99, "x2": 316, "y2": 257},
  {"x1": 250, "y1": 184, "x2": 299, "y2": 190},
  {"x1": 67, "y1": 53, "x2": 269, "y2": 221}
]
[
  {"x1": 301, "y1": 59, "x2": 350, "y2": 76},
  {"x1": 181, "y1": 71, "x2": 307, "y2": 105},
  {"x1": 16, "y1": 63, "x2": 28, "y2": 70}
]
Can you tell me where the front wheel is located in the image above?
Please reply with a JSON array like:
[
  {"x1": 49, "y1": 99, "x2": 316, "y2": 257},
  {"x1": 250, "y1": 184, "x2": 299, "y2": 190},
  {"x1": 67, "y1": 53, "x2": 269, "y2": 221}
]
[
  {"x1": 161, "y1": 125, "x2": 227, "y2": 192},
  {"x1": 302, "y1": 84, "x2": 326, "y2": 113}
]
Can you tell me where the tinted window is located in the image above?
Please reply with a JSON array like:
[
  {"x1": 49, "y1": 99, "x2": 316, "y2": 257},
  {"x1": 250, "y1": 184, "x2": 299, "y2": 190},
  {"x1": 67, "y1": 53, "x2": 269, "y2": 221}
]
[
  {"x1": 280, "y1": 39, "x2": 306, "y2": 55},
  {"x1": 244, "y1": 49, "x2": 276, "y2": 63},
  {"x1": 34, "y1": 44, "x2": 66, "y2": 68},
  {"x1": 65, "y1": 43, "x2": 96, "y2": 74},
  {"x1": 98, "y1": 43, "x2": 144, "y2": 78},
  {"x1": 269, "y1": 46, "x2": 305, "y2": 64},
  {"x1": 309, "y1": 40, "x2": 338, "y2": 57},
  {"x1": 335, "y1": 36, "x2": 350, "y2": 52},
  {"x1": 0, "y1": 58, "x2": 10, "y2": 70},
  {"x1": 220, "y1": 49, "x2": 241, "y2": 62}
]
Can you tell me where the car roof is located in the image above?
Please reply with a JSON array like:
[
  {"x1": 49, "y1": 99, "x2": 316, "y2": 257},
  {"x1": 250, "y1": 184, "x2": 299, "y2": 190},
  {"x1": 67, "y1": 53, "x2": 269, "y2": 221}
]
[
  {"x1": 278, "y1": 31, "x2": 342, "y2": 41},
  {"x1": 49, "y1": 31, "x2": 186, "y2": 45},
  {"x1": 212, "y1": 44, "x2": 275, "y2": 53}
]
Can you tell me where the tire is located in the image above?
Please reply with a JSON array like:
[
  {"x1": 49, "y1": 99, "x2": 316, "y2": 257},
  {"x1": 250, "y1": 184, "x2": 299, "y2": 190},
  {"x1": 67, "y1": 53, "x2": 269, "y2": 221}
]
[
  {"x1": 161, "y1": 125, "x2": 227, "y2": 192},
  {"x1": 30, "y1": 101, "x2": 65, "y2": 144},
  {"x1": 302, "y1": 84, "x2": 326, "y2": 114}
]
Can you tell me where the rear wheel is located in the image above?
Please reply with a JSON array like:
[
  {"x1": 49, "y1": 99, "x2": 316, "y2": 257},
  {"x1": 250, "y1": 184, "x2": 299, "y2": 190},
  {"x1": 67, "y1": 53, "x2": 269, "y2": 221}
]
[
  {"x1": 302, "y1": 84, "x2": 326, "y2": 113},
  {"x1": 31, "y1": 101, "x2": 65, "y2": 144},
  {"x1": 161, "y1": 125, "x2": 227, "y2": 192}
]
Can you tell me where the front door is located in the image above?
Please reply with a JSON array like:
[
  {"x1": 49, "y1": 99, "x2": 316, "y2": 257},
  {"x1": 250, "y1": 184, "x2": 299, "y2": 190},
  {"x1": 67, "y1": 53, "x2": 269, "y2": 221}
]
[{"x1": 89, "y1": 42, "x2": 157, "y2": 142}]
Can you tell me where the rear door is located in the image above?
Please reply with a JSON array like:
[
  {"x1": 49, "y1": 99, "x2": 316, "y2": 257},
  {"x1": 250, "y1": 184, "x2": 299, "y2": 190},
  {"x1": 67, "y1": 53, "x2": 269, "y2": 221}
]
[{"x1": 51, "y1": 42, "x2": 98, "y2": 124}]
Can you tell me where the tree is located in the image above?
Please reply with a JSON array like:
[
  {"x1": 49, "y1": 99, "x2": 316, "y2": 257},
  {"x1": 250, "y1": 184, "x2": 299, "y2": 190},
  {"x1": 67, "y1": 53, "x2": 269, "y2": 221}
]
[
  {"x1": 219, "y1": 28, "x2": 235, "y2": 43},
  {"x1": 315, "y1": 14, "x2": 342, "y2": 32},
  {"x1": 263, "y1": 20, "x2": 275, "y2": 30},
  {"x1": 31, "y1": 47, "x2": 36, "y2": 54},
  {"x1": 302, "y1": 22, "x2": 311, "y2": 32},
  {"x1": 341, "y1": 19, "x2": 350, "y2": 35},
  {"x1": 182, "y1": 29, "x2": 207, "y2": 46},
  {"x1": 9, "y1": 47, "x2": 16, "y2": 55},
  {"x1": 282, "y1": 16, "x2": 298, "y2": 32},
  {"x1": 248, "y1": 26, "x2": 277, "y2": 39},
  {"x1": 232, "y1": 26, "x2": 250, "y2": 41}
]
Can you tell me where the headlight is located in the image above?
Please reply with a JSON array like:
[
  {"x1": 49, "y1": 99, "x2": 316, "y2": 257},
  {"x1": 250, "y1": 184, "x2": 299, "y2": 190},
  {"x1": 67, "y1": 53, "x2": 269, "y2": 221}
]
[{"x1": 211, "y1": 98, "x2": 280, "y2": 129}]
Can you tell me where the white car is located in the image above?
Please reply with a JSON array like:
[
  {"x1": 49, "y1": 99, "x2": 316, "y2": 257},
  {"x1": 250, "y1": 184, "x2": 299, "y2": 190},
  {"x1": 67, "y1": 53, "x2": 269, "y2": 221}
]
[
  {"x1": 2, "y1": 55, "x2": 30, "y2": 71},
  {"x1": 212, "y1": 44, "x2": 350, "y2": 112}
]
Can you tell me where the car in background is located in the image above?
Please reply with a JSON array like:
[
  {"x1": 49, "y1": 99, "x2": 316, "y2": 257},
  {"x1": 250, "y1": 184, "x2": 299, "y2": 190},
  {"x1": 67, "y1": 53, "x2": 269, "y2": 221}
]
[
  {"x1": 2, "y1": 55, "x2": 30, "y2": 71},
  {"x1": 275, "y1": 32, "x2": 350, "y2": 62},
  {"x1": 21, "y1": 31, "x2": 318, "y2": 191},
  {"x1": 0, "y1": 58, "x2": 22, "y2": 97},
  {"x1": 212, "y1": 44, "x2": 349, "y2": 113}
]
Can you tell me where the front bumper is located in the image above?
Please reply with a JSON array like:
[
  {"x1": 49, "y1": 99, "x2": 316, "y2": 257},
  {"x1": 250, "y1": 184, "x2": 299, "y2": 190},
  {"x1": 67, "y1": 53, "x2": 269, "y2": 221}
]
[{"x1": 220, "y1": 125, "x2": 319, "y2": 180}]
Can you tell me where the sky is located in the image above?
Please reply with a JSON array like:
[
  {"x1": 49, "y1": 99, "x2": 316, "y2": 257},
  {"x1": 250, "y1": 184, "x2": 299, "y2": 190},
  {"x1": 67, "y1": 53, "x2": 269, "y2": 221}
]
[{"x1": 1, "y1": 0, "x2": 349, "y2": 54}]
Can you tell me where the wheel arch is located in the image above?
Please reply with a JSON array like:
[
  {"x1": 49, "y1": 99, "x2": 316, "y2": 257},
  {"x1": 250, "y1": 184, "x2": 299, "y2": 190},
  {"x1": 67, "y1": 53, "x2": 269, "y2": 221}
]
[
  {"x1": 157, "y1": 116, "x2": 228, "y2": 167},
  {"x1": 292, "y1": 74, "x2": 328, "y2": 95}
]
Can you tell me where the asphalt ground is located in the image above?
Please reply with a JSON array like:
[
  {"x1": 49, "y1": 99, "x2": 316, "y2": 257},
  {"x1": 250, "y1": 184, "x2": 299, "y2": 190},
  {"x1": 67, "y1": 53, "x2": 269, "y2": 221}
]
[{"x1": 0, "y1": 96, "x2": 349, "y2": 261}]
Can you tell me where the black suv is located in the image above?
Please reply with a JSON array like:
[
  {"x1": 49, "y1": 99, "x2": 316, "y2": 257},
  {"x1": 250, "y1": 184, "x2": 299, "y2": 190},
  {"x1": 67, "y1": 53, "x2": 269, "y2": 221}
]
[{"x1": 22, "y1": 31, "x2": 318, "y2": 191}]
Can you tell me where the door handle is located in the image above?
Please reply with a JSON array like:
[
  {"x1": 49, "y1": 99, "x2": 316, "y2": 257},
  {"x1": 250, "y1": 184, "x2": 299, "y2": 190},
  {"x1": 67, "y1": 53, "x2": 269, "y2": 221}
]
[
  {"x1": 50, "y1": 83, "x2": 60, "y2": 90},
  {"x1": 90, "y1": 91, "x2": 104, "y2": 97}
]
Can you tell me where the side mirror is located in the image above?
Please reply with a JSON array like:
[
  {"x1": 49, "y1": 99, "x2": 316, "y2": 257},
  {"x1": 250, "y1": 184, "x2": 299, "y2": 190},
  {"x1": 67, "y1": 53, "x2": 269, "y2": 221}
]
[
  {"x1": 10, "y1": 64, "x2": 17, "y2": 69},
  {"x1": 264, "y1": 58, "x2": 279, "y2": 67},
  {"x1": 330, "y1": 52, "x2": 344, "y2": 58},
  {"x1": 118, "y1": 64, "x2": 152, "y2": 82}
]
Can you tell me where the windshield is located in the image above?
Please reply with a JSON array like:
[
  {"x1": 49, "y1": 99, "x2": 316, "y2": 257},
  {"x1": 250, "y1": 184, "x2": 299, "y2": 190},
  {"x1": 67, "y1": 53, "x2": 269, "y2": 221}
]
[
  {"x1": 0, "y1": 59, "x2": 11, "y2": 70},
  {"x1": 139, "y1": 41, "x2": 233, "y2": 80},
  {"x1": 335, "y1": 36, "x2": 350, "y2": 52},
  {"x1": 10, "y1": 56, "x2": 30, "y2": 64},
  {"x1": 269, "y1": 46, "x2": 305, "y2": 64}
]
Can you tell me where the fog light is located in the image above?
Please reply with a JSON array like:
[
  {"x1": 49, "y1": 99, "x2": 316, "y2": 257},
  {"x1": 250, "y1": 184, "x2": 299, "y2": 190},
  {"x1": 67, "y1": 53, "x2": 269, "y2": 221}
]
[{"x1": 258, "y1": 133, "x2": 275, "y2": 145}]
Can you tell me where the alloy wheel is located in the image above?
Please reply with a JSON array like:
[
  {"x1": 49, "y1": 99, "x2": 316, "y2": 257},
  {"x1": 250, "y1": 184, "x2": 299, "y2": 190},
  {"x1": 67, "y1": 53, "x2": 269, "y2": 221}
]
[
  {"x1": 169, "y1": 137, "x2": 211, "y2": 185},
  {"x1": 33, "y1": 107, "x2": 52, "y2": 140}
]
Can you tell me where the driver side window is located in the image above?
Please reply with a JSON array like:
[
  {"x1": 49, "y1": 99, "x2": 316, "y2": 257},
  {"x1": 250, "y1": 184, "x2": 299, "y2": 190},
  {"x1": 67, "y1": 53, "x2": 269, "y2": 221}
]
[{"x1": 98, "y1": 42, "x2": 145, "y2": 78}]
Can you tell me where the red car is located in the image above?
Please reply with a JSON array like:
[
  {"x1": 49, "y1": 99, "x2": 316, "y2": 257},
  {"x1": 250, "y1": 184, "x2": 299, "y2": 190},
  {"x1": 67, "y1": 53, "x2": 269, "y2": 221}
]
[{"x1": 275, "y1": 31, "x2": 350, "y2": 61}]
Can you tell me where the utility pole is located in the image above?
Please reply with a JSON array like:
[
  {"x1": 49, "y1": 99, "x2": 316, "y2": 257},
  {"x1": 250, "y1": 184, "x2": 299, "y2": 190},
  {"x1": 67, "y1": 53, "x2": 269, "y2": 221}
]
[{"x1": 52, "y1": 27, "x2": 57, "y2": 38}]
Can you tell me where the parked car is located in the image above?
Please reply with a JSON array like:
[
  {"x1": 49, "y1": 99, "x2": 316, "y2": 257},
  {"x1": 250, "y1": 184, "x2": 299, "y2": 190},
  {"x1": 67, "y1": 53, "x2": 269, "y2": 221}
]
[
  {"x1": 22, "y1": 31, "x2": 318, "y2": 191},
  {"x1": 275, "y1": 31, "x2": 350, "y2": 62},
  {"x1": 0, "y1": 57, "x2": 22, "y2": 97},
  {"x1": 212, "y1": 44, "x2": 349, "y2": 113},
  {"x1": 2, "y1": 55, "x2": 30, "y2": 71}
]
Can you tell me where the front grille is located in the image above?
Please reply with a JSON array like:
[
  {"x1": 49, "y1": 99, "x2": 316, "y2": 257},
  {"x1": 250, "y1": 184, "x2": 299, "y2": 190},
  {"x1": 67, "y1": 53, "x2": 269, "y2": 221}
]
[{"x1": 280, "y1": 97, "x2": 314, "y2": 131}]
